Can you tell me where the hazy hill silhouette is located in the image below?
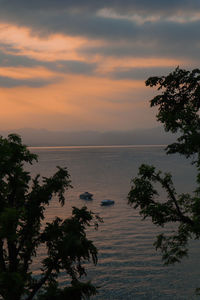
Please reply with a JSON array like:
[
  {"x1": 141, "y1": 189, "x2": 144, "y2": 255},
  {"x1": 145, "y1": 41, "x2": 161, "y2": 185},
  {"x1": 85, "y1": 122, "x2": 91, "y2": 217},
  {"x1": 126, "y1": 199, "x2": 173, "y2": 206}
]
[{"x1": 0, "y1": 127, "x2": 175, "y2": 146}]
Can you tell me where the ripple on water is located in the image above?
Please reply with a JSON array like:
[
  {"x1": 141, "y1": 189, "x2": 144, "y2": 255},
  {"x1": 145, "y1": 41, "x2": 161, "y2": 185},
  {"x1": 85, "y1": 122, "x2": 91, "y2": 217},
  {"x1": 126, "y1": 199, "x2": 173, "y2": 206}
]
[{"x1": 28, "y1": 146, "x2": 200, "y2": 300}]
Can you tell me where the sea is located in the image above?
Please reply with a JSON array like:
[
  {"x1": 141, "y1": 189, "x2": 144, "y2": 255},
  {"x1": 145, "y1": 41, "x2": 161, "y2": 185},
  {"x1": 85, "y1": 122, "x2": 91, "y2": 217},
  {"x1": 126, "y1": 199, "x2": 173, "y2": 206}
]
[{"x1": 28, "y1": 145, "x2": 200, "y2": 300}]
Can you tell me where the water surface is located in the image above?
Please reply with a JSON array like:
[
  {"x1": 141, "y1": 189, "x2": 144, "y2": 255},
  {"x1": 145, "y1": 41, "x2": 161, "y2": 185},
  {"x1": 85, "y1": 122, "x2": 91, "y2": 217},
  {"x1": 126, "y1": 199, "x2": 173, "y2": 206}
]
[{"x1": 28, "y1": 146, "x2": 199, "y2": 299}]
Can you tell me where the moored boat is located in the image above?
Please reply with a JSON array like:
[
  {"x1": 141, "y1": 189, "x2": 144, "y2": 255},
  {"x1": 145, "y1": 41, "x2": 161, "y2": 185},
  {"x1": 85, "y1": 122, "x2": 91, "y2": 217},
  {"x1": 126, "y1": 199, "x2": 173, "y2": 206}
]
[
  {"x1": 80, "y1": 192, "x2": 93, "y2": 200},
  {"x1": 101, "y1": 199, "x2": 115, "y2": 206}
]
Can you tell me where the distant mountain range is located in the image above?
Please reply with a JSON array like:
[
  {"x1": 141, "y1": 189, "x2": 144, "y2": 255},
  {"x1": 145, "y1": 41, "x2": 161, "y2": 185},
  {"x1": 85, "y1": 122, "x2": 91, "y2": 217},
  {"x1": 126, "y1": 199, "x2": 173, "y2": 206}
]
[{"x1": 0, "y1": 127, "x2": 176, "y2": 146}]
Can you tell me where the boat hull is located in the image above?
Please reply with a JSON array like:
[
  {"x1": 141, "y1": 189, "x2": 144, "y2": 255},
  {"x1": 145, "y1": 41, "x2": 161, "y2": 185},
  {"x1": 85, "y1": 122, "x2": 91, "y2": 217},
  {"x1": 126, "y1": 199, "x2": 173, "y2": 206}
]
[{"x1": 101, "y1": 200, "x2": 115, "y2": 206}]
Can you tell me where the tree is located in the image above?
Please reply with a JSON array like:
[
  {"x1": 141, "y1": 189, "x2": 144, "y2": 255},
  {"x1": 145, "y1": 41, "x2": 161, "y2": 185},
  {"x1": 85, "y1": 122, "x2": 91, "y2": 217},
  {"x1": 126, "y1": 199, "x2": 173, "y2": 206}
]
[
  {"x1": 128, "y1": 67, "x2": 200, "y2": 267},
  {"x1": 0, "y1": 134, "x2": 101, "y2": 300}
]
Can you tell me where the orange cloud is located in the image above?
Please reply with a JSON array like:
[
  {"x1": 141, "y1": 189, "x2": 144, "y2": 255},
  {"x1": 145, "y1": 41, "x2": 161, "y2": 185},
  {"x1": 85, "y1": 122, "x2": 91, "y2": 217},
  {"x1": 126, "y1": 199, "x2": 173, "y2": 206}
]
[
  {"x1": 0, "y1": 66, "x2": 56, "y2": 79},
  {"x1": 0, "y1": 23, "x2": 92, "y2": 62},
  {"x1": 96, "y1": 56, "x2": 186, "y2": 74},
  {"x1": 0, "y1": 22, "x2": 189, "y2": 76}
]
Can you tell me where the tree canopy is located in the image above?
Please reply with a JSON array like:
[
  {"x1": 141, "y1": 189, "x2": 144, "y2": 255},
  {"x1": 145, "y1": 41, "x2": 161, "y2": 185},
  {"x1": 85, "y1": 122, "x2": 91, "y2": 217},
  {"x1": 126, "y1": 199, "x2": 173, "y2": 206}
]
[
  {"x1": 0, "y1": 134, "x2": 101, "y2": 300},
  {"x1": 128, "y1": 67, "x2": 200, "y2": 267}
]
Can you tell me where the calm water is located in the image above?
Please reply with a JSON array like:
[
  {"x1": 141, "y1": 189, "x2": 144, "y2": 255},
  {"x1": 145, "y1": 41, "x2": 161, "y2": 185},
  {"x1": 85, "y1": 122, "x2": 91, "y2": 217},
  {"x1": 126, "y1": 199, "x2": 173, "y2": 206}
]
[{"x1": 28, "y1": 146, "x2": 200, "y2": 299}]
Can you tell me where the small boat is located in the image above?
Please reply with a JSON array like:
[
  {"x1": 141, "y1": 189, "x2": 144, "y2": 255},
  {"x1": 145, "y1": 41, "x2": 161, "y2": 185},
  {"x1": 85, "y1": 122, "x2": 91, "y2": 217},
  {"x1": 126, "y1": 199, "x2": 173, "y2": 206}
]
[
  {"x1": 101, "y1": 199, "x2": 115, "y2": 206},
  {"x1": 80, "y1": 192, "x2": 93, "y2": 200}
]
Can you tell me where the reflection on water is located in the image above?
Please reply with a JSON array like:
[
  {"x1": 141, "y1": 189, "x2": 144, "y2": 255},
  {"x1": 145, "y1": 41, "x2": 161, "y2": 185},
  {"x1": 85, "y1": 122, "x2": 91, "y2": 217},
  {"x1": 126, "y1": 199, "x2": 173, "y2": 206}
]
[{"x1": 28, "y1": 146, "x2": 199, "y2": 299}]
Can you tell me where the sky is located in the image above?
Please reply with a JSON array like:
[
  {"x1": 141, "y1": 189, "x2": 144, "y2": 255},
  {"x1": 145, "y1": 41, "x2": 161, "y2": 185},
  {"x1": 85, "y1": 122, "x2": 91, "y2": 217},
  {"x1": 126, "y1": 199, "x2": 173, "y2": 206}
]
[{"x1": 0, "y1": 0, "x2": 199, "y2": 131}]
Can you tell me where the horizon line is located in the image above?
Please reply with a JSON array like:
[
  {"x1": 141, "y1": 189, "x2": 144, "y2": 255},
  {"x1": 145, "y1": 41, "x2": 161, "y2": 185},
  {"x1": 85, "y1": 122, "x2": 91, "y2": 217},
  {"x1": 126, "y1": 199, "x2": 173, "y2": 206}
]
[{"x1": 28, "y1": 144, "x2": 167, "y2": 149}]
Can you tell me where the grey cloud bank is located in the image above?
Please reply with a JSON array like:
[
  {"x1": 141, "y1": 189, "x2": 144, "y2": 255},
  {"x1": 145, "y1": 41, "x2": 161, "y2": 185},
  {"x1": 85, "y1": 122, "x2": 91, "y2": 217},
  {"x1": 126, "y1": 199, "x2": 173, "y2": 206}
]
[
  {"x1": 0, "y1": 1, "x2": 199, "y2": 59},
  {"x1": 0, "y1": 0, "x2": 199, "y2": 15},
  {"x1": 0, "y1": 0, "x2": 199, "y2": 86},
  {"x1": 0, "y1": 76, "x2": 58, "y2": 88},
  {"x1": 110, "y1": 67, "x2": 175, "y2": 80}
]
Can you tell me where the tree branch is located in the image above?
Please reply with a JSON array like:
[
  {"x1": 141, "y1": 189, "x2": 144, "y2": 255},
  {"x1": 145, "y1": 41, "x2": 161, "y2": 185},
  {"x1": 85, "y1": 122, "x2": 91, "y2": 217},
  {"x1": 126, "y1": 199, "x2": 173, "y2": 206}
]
[
  {"x1": 0, "y1": 240, "x2": 6, "y2": 271},
  {"x1": 155, "y1": 174, "x2": 194, "y2": 226},
  {"x1": 25, "y1": 268, "x2": 53, "y2": 300}
]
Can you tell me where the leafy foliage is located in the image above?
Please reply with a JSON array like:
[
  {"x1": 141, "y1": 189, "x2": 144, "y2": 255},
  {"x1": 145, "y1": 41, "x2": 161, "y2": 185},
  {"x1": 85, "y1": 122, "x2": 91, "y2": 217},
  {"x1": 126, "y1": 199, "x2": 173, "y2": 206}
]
[
  {"x1": 128, "y1": 67, "x2": 200, "y2": 265},
  {"x1": 146, "y1": 67, "x2": 200, "y2": 161},
  {"x1": 0, "y1": 134, "x2": 102, "y2": 300}
]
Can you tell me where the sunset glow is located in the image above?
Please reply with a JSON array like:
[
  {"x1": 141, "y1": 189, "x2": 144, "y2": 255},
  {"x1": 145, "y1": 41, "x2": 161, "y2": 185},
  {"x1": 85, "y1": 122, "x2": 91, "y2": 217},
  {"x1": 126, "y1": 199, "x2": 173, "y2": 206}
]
[{"x1": 0, "y1": 2, "x2": 199, "y2": 132}]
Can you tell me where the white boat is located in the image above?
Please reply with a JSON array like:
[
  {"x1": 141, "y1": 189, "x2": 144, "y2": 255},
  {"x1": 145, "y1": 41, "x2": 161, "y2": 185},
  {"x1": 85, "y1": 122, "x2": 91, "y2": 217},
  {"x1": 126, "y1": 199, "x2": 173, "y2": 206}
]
[
  {"x1": 101, "y1": 199, "x2": 115, "y2": 206},
  {"x1": 80, "y1": 192, "x2": 93, "y2": 200}
]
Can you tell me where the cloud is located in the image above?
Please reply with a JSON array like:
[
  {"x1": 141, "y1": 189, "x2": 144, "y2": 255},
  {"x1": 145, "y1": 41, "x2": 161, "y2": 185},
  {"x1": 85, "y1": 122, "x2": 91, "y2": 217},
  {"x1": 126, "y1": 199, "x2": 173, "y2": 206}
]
[
  {"x1": 0, "y1": 48, "x2": 37, "y2": 67},
  {"x1": 0, "y1": 76, "x2": 57, "y2": 88},
  {"x1": 0, "y1": 0, "x2": 199, "y2": 39},
  {"x1": 109, "y1": 66, "x2": 176, "y2": 80},
  {"x1": 47, "y1": 60, "x2": 97, "y2": 75},
  {"x1": 79, "y1": 35, "x2": 200, "y2": 62},
  {"x1": 0, "y1": 1, "x2": 199, "y2": 69},
  {"x1": 0, "y1": 65, "x2": 60, "y2": 87},
  {"x1": 0, "y1": 3, "x2": 198, "y2": 66},
  {"x1": 0, "y1": 0, "x2": 199, "y2": 131},
  {"x1": 0, "y1": 9, "x2": 198, "y2": 41},
  {"x1": 0, "y1": 0, "x2": 200, "y2": 16}
]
